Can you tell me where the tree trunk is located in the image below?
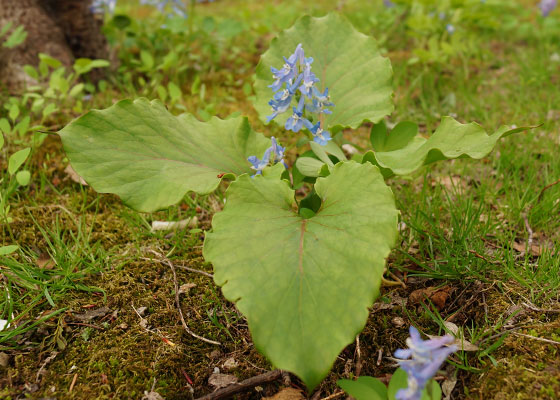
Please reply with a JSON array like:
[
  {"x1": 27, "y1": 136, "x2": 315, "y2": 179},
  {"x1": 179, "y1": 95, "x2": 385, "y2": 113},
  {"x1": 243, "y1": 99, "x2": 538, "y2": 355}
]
[{"x1": 0, "y1": 0, "x2": 109, "y2": 92}]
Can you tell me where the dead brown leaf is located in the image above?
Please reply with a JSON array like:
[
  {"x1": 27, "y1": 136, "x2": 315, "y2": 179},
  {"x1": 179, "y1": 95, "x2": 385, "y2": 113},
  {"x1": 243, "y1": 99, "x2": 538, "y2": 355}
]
[
  {"x1": 208, "y1": 372, "x2": 238, "y2": 389},
  {"x1": 178, "y1": 283, "x2": 196, "y2": 295},
  {"x1": 409, "y1": 286, "x2": 452, "y2": 310},
  {"x1": 73, "y1": 306, "x2": 111, "y2": 321},
  {"x1": 222, "y1": 357, "x2": 238, "y2": 370},
  {"x1": 371, "y1": 291, "x2": 408, "y2": 313},
  {"x1": 432, "y1": 175, "x2": 464, "y2": 191},
  {"x1": 36, "y1": 253, "x2": 55, "y2": 269},
  {"x1": 264, "y1": 388, "x2": 305, "y2": 400},
  {"x1": 513, "y1": 241, "x2": 544, "y2": 257},
  {"x1": 64, "y1": 164, "x2": 88, "y2": 186}
]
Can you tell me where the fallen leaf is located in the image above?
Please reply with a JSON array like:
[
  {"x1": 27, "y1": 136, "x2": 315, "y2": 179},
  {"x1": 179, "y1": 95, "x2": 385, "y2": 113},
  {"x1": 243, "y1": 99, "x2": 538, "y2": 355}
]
[
  {"x1": 371, "y1": 291, "x2": 408, "y2": 313},
  {"x1": 142, "y1": 390, "x2": 165, "y2": 400},
  {"x1": 73, "y1": 307, "x2": 111, "y2": 321},
  {"x1": 64, "y1": 164, "x2": 88, "y2": 185},
  {"x1": 443, "y1": 321, "x2": 459, "y2": 335},
  {"x1": 513, "y1": 241, "x2": 543, "y2": 257},
  {"x1": 0, "y1": 352, "x2": 9, "y2": 368},
  {"x1": 441, "y1": 376, "x2": 457, "y2": 400},
  {"x1": 432, "y1": 175, "x2": 465, "y2": 191},
  {"x1": 36, "y1": 253, "x2": 55, "y2": 270},
  {"x1": 264, "y1": 387, "x2": 305, "y2": 400},
  {"x1": 208, "y1": 372, "x2": 238, "y2": 389},
  {"x1": 151, "y1": 217, "x2": 198, "y2": 232},
  {"x1": 409, "y1": 286, "x2": 451, "y2": 310},
  {"x1": 0, "y1": 319, "x2": 9, "y2": 331},
  {"x1": 429, "y1": 322, "x2": 479, "y2": 351},
  {"x1": 222, "y1": 357, "x2": 238, "y2": 370},
  {"x1": 178, "y1": 283, "x2": 196, "y2": 295}
]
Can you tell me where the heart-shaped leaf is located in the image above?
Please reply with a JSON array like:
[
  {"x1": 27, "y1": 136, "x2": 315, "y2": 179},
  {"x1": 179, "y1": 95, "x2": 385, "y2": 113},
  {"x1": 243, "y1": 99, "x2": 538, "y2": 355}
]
[
  {"x1": 365, "y1": 117, "x2": 529, "y2": 177},
  {"x1": 254, "y1": 13, "x2": 394, "y2": 130},
  {"x1": 204, "y1": 161, "x2": 399, "y2": 389},
  {"x1": 338, "y1": 376, "x2": 388, "y2": 400},
  {"x1": 59, "y1": 98, "x2": 270, "y2": 212}
]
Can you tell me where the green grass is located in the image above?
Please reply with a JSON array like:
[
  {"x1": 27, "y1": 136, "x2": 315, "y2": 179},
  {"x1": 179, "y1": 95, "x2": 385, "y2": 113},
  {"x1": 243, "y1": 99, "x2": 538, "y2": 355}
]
[{"x1": 0, "y1": 0, "x2": 559, "y2": 398}]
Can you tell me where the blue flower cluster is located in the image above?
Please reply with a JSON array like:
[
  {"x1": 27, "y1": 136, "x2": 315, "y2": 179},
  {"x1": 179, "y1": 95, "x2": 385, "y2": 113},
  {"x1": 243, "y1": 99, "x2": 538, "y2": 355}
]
[
  {"x1": 540, "y1": 0, "x2": 557, "y2": 16},
  {"x1": 90, "y1": 0, "x2": 116, "y2": 14},
  {"x1": 394, "y1": 326, "x2": 457, "y2": 400},
  {"x1": 140, "y1": 0, "x2": 188, "y2": 18},
  {"x1": 247, "y1": 137, "x2": 286, "y2": 177},
  {"x1": 267, "y1": 44, "x2": 334, "y2": 146}
]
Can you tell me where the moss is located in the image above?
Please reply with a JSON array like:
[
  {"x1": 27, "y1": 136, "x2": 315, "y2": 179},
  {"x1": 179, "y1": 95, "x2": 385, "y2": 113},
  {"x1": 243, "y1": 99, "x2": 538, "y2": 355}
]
[{"x1": 469, "y1": 319, "x2": 560, "y2": 400}]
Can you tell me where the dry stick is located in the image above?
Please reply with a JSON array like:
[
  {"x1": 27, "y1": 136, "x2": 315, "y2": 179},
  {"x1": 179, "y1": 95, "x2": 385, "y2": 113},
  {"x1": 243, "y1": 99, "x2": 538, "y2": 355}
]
[
  {"x1": 176, "y1": 264, "x2": 214, "y2": 278},
  {"x1": 523, "y1": 214, "x2": 533, "y2": 255},
  {"x1": 513, "y1": 332, "x2": 560, "y2": 346},
  {"x1": 161, "y1": 256, "x2": 221, "y2": 346},
  {"x1": 195, "y1": 370, "x2": 283, "y2": 400},
  {"x1": 536, "y1": 177, "x2": 560, "y2": 202},
  {"x1": 321, "y1": 391, "x2": 346, "y2": 400},
  {"x1": 139, "y1": 257, "x2": 213, "y2": 278},
  {"x1": 521, "y1": 177, "x2": 560, "y2": 256},
  {"x1": 521, "y1": 301, "x2": 560, "y2": 314},
  {"x1": 69, "y1": 373, "x2": 78, "y2": 392},
  {"x1": 355, "y1": 335, "x2": 362, "y2": 377}
]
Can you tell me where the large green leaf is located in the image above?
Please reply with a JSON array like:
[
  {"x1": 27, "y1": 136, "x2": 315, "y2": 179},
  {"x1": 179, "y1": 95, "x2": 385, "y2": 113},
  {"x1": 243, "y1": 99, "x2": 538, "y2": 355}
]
[
  {"x1": 365, "y1": 116, "x2": 528, "y2": 176},
  {"x1": 59, "y1": 98, "x2": 270, "y2": 212},
  {"x1": 337, "y1": 376, "x2": 388, "y2": 400},
  {"x1": 254, "y1": 13, "x2": 394, "y2": 130},
  {"x1": 204, "y1": 161, "x2": 399, "y2": 389}
]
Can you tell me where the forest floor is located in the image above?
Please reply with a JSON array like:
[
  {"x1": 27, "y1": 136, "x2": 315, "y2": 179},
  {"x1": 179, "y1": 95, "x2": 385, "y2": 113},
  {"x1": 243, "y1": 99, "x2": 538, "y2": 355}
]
[{"x1": 1, "y1": 1, "x2": 559, "y2": 399}]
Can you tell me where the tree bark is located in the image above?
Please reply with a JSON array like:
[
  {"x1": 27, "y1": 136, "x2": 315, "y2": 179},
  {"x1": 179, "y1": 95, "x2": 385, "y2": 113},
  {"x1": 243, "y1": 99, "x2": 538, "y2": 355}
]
[{"x1": 0, "y1": 0, "x2": 108, "y2": 92}]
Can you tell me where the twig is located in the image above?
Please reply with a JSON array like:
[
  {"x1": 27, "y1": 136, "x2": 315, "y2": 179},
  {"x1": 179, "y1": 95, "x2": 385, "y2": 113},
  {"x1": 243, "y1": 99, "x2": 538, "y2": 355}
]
[
  {"x1": 160, "y1": 256, "x2": 220, "y2": 346},
  {"x1": 535, "y1": 177, "x2": 560, "y2": 203},
  {"x1": 476, "y1": 326, "x2": 523, "y2": 346},
  {"x1": 36, "y1": 352, "x2": 58, "y2": 383},
  {"x1": 523, "y1": 214, "x2": 533, "y2": 256},
  {"x1": 140, "y1": 257, "x2": 213, "y2": 278},
  {"x1": 519, "y1": 177, "x2": 560, "y2": 257},
  {"x1": 69, "y1": 373, "x2": 78, "y2": 392},
  {"x1": 521, "y1": 302, "x2": 560, "y2": 314},
  {"x1": 513, "y1": 332, "x2": 560, "y2": 346},
  {"x1": 467, "y1": 249, "x2": 501, "y2": 265},
  {"x1": 176, "y1": 264, "x2": 214, "y2": 278},
  {"x1": 195, "y1": 370, "x2": 283, "y2": 400},
  {"x1": 355, "y1": 336, "x2": 362, "y2": 377},
  {"x1": 321, "y1": 391, "x2": 345, "y2": 400},
  {"x1": 151, "y1": 217, "x2": 198, "y2": 232}
]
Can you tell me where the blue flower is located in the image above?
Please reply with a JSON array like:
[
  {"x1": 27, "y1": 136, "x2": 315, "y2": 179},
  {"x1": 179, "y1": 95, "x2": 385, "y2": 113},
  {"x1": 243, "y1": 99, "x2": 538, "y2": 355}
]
[
  {"x1": 383, "y1": 0, "x2": 395, "y2": 7},
  {"x1": 269, "y1": 44, "x2": 304, "y2": 92},
  {"x1": 299, "y1": 66, "x2": 320, "y2": 98},
  {"x1": 266, "y1": 43, "x2": 335, "y2": 145},
  {"x1": 267, "y1": 75, "x2": 303, "y2": 122},
  {"x1": 140, "y1": 0, "x2": 188, "y2": 18},
  {"x1": 90, "y1": 0, "x2": 116, "y2": 14},
  {"x1": 247, "y1": 137, "x2": 288, "y2": 176},
  {"x1": 446, "y1": 24, "x2": 455, "y2": 34},
  {"x1": 304, "y1": 121, "x2": 332, "y2": 146},
  {"x1": 285, "y1": 97, "x2": 308, "y2": 132},
  {"x1": 248, "y1": 148, "x2": 272, "y2": 176},
  {"x1": 270, "y1": 137, "x2": 287, "y2": 167},
  {"x1": 394, "y1": 326, "x2": 457, "y2": 400},
  {"x1": 306, "y1": 87, "x2": 334, "y2": 115},
  {"x1": 539, "y1": 0, "x2": 557, "y2": 16}
]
